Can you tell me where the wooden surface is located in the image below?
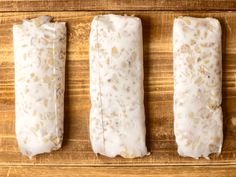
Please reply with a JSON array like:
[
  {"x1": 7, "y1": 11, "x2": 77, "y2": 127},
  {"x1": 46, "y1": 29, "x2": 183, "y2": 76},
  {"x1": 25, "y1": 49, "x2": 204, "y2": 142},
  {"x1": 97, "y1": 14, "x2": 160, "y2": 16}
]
[
  {"x1": 1, "y1": 1, "x2": 236, "y2": 177},
  {"x1": 0, "y1": 0, "x2": 236, "y2": 11},
  {"x1": 1, "y1": 166, "x2": 236, "y2": 177}
]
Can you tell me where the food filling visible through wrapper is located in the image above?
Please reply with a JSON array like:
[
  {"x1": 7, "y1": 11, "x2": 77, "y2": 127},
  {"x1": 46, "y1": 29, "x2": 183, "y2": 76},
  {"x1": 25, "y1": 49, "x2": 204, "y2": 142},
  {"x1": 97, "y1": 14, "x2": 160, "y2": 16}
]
[
  {"x1": 89, "y1": 14, "x2": 148, "y2": 158},
  {"x1": 13, "y1": 16, "x2": 67, "y2": 158},
  {"x1": 173, "y1": 16, "x2": 223, "y2": 159}
]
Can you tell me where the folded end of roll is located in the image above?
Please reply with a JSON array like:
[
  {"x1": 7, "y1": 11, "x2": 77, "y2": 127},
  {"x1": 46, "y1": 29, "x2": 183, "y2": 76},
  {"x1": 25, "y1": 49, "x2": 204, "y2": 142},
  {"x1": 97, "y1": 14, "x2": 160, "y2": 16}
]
[{"x1": 13, "y1": 16, "x2": 67, "y2": 30}]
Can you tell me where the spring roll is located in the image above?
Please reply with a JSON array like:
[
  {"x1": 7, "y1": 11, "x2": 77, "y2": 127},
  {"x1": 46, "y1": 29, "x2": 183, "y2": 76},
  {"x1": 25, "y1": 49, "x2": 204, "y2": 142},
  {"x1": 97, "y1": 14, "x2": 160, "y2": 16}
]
[
  {"x1": 89, "y1": 14, "x2": 148, "y2": 158},
  {"x1": 13, "y1": 16, "x2": 66, "y2": 158},
  {"x1": 173, "y1": 16, "x2": 223, "y2": 159}
]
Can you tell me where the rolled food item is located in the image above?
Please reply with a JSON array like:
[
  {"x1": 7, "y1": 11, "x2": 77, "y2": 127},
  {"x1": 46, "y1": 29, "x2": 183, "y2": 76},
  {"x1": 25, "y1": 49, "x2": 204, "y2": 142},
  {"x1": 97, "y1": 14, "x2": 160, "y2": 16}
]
[
  {"x1": 173, "y1": 16, "x2": 223, "y2": 159},
  {"x1": 13, "y1": 16, "x2": 67, "y2": 158},
  {"x1": 89, "y1": 14, "x2": 148, "y2": 158}
]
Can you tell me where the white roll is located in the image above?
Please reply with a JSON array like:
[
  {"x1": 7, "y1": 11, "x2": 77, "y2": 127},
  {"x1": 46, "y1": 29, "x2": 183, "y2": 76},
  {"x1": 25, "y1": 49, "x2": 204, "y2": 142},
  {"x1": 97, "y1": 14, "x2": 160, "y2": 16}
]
[
  {"x1": 13, "y1": 16, "x2": 66, "y2": 158},
  {"x1": 173, "y1": 16, "x2": 223, "y2": 159},
  {"x1": 89, "y1": 14, "x2": 148, "y2": 158}
]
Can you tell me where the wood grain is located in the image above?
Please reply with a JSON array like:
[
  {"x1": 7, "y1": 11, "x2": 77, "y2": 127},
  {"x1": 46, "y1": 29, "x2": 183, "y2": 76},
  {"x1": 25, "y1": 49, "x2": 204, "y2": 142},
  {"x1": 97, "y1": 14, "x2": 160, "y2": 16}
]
[
  {"x1": 0, "y1": 165, "x2": 236, "y2": 177},
  {"x1": 1, "y1": 11, "x2": 236, "y2": 168},
  {"x1": 1, "y1": 4, "x2": 236, "y2": 175},
  {"x1": 0, "y1": 0, "x2": 235, "y2": 12}
]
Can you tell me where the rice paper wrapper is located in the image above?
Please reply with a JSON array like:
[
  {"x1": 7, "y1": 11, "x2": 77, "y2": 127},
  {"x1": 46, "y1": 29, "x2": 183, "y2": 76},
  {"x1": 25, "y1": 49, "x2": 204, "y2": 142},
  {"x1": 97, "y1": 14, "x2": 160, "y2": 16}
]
[
  {"x1": 173, "y1": 16, "x2": 223, "y2": 159},
  {"x1": 89, "y1": 14, "x2": 148, "y2": 158},
  {"x1": 13, "y1": 16, "x2": 67, "y2": 158}
]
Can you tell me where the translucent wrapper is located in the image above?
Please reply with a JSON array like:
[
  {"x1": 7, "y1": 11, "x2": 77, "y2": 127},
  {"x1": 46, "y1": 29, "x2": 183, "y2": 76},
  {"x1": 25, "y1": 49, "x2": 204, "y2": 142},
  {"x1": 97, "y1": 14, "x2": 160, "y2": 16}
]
[
  {"x1": 13, "y1": 16, "x2": 67, "y2": 158},
  {"x1": 173, "y1": 17, "x2": 223, "y2": 159},
  {"x1": 89, "y1": 14, "x2": 148, "y2": 158}
]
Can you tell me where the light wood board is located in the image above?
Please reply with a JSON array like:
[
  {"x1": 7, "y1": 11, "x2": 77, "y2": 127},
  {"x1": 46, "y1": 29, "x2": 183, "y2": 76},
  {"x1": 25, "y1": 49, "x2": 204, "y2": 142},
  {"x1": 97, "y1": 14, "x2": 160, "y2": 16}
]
[{"x1": 0, "y1": 1, "x2": 236, "y2": 176}]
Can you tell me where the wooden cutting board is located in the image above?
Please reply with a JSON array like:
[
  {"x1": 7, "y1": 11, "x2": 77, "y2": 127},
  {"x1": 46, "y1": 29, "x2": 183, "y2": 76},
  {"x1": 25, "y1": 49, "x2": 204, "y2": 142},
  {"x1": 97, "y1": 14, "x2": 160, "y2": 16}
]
[{"x1": 0, "y1": 1, "x2": 236, "y2": 176}]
